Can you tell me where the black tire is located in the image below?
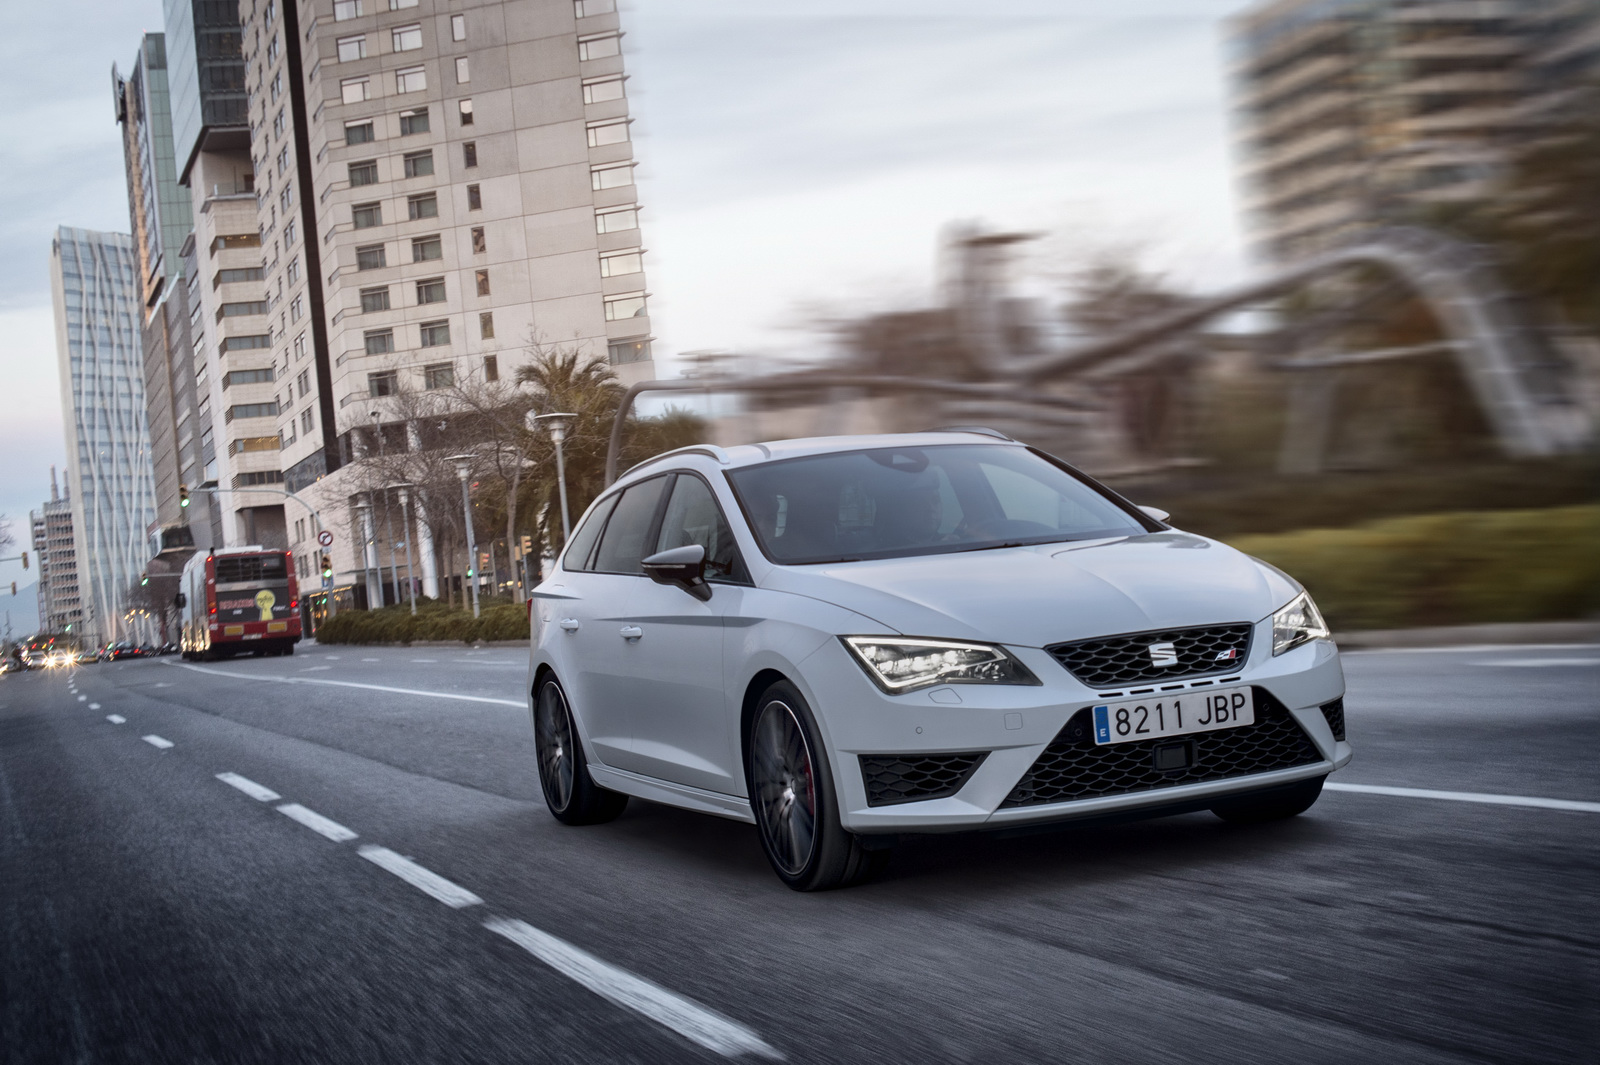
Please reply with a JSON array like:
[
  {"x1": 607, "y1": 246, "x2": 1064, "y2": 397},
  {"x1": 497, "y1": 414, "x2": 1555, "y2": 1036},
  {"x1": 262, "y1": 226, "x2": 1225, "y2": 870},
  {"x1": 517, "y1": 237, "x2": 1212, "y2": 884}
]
[
  {"x1": 747, "y1": 681, "x2": 888, "y2": 891},
  {"x1": 534, "y1": 675, "x2": 628, "y2": 826},
  {"x1": 1211, "y1": 776, "x2": 1325, "y2": 824}
]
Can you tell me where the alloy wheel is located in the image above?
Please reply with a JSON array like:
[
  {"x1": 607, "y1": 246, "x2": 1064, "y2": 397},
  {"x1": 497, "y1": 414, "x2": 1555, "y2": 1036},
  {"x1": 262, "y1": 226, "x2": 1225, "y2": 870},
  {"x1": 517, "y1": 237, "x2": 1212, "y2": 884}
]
[
  {"x1": 751, "y1": 699, "x2": 817, "y2": 877},
  {"x1": 536, "y1": 680, "x2": 576, "y2": 812}
]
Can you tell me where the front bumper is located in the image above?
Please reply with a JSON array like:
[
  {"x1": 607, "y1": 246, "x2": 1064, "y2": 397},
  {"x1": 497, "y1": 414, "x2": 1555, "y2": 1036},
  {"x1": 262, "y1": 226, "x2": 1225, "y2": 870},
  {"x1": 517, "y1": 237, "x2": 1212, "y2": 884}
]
[{"x1": 799, "y1": 631, "x2": 1349, "y2": 834}]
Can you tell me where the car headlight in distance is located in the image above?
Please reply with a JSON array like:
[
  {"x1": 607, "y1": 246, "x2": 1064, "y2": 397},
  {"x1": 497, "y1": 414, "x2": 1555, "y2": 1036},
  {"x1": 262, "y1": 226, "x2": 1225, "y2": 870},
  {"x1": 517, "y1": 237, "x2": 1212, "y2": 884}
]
[
  {"x1": 1272, "y1": 591, "x2": 1330, "y2": 656},
  {"x1": 842, "y1": 637, "x2": 1040, "y2": 694}
]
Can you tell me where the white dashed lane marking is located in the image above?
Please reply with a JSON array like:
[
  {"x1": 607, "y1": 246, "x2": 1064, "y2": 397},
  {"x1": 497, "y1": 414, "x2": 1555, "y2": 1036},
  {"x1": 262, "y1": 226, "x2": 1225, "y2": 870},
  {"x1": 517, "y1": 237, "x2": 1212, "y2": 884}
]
[
  {"x1": 1327, "y1": 782, "x2": 1600, "y2": 814},
  {"x1": 106, "y1": 714, "x2": 125, "y2": 724},
  {"x1": 175, "y1": 662, "x2": 523, "y2": 708},
  {"x1": 1472, "y1": 657, "x2": 1600, "y2": 668},
  {"x1": 77, "y1": 695, "x2": 87, "y2": 702},
  {"x1": 357, "y1": 845, "x2": 483, "y2": 909},
  {"x1": 275, "y1": 803, "x2": 358, "y2": 842},
  {"x1": 216, "y1": 772, "x2": 281, "y2": 802},
  {"x1": 485, "y1": 917, "x2": 782, "y2": 1059},
  {"x1": 142, "y1": 735, "x2": 174, "y2": 749},
  {"x1": 89, "y1": 703, "x2": 100, "y2": 710}
]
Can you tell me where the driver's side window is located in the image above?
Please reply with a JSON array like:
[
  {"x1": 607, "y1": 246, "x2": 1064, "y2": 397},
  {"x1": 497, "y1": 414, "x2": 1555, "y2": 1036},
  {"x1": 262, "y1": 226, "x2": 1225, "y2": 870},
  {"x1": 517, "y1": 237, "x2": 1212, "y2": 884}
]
[{"x1": 654, "y1": 474, "x2": 746, "y2": 582}]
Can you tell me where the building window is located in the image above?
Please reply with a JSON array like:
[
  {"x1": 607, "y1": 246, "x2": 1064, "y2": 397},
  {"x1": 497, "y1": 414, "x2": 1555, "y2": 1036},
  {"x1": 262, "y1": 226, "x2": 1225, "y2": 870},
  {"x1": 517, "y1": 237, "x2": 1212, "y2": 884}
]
[
  {"x1": 287, "y1": 257, "x2": 301, "y2": 284},
  {"x1": 582, "y1": 75, "x2": 624, "y2": 104},
  {"x1": 470, "y1": 226, "x2": 486, "y2": 253},
  {"x1": 294, "y1": 332, "x2": 308, "y2": 360},
  {"x1": 356, "y1": 244, "x2": 387, "y2": 270},
  {"x1": 301, "y1": 408, "x2": 315, "y2": 432},
  {"x1": 402, "y1": 149, "x2": 434, "y2": 177},
  {"x1": 220, "y1": 300, "x2": 269, "y2": 318},
  {"x1": 483, "y1": 353, "x2": 498, "y2": 380},
  {"x1": 345, "y1": 120, "x2": 375, "y2": 144},
  {"x1": 423, "y1": 363, "x2": 455, "y2": 390},
  {"x1": 222, "y1": 368, "x2": 275, "y2": 387},
  {"x1": 333, "y1": 0, "x2": 363, "y2": 20},
  {"x1": 226, "y1": 401, "x2": 281, "y2": 422},
  {"x1": 290, "y1": 295, "x2": 304, "y2": 322},
  {"x1": 364, "y1": 329, "x2": 394, "y2": 354},
  {"x1": 416, "y1": 277, "x2": 446, "y2": 304},
  {"x1": 391, "y1": 23, "x2": 422, "y2": 52},
  {"x1": 213, "y1": 266, "x2": 265, "y2": 286},
  {"x1": 595, "y1": 206, "x2": 637, "y2": 233},
  {"x1": 480, "y1": 313, "x2": 495, "y2": 340},
  {"x1": 368, "y1": 371, "x2": 397, "y2": 397},
  {"x1": 360, "y1": 286, "x2": 390, "y2": 312},
  {"x1": 608, "y1": 338, "x2": 650, "y2": 365},
  {"x1": 389, "y1": 0, "x2": 418, "y2": 8},
  {"x1": 420, "y1": 320, "x2": 451, "y2": 347},
  {"x1": 341, "y1": 76, "x2": 370, "y2": 104},
  {"x1": 591, "y1": 163, "x2": 633, "y2": 190},
  {"x1": 337, "y1": 35, "x2": 366, "y2": 61},
  {"x1": 272, "y1": 109, "x2": 287, "y2": 138},
  {"x1": 451, "y1": 14, "x2": 466, "y2": 41},
  {"x1": 280, "y1": 183, "x2": 295, "y2": 211},
  {"x1": 599, "y1": 250, "x2": 641, "y2": 277},
  {"x1": 268, "y1": 36, "x2": 280, "y2": 65},
  {"x1": 458, "y1": 99, "x2": 474, "y2": 125},
  {"x1": 407, "y1": 193, "x2": 438, "y2": 220},
  {"x1": 462, "y1": 141, "x2": 477, "y2": 167},
  {"x1": 475, "y1": 269, "x2": 490, "y2": 296},
  {"x1": 270, "y1": 71, "x2": 284, "y2": 102},
  {"x1": 412, "y1": 235, "x2": 442, "y2": 262},
  {"x1": 466, "y1": 183, "x2": 481, "y2": 210},
  {"x1": 575, "y1": 0, "x2": 616, "y2": 16},
  {"x1": 352, "y1": 202, "x2": 382, "y2": 229},
  {"x1": 396, "y1": 66, "x2": 426, "y2": 93},
  {"x1": 284, "y1": 219, "x2": 297, "y2": 246},
  {"x1": 297, "y1": 369, "x2": 312, "y2": 396},
  {"x1": 578, "y1": 33, "x2": 621, "y2": 61},
  {"x1": 586, "y1": 120, "x2": 629, "y2": 147},
  {"x1": 603, "y1": 292, "x2": 647, "y2": 321},
  {"x1": 455, "y1": 57, "x2": 470, "y2": 83},
  {"x1": 277, "y1": 145, "x2": 290, "y2": 174},
  {"x1": 348, "y1": 159, "x2": 378, "y2": 186},
  {"x1": 399, "y1": 108, "x2": 429, "y2": 135}
]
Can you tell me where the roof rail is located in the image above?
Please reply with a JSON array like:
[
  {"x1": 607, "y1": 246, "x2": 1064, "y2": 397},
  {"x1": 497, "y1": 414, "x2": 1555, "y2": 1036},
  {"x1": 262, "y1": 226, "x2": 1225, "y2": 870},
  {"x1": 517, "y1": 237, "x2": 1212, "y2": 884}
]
[
  {"x1": 619, "y1": 443, "x2": 732, "y2": 479},
  {"x1": 922, "y1": 425, "x2": 1014, "y2": 441}
]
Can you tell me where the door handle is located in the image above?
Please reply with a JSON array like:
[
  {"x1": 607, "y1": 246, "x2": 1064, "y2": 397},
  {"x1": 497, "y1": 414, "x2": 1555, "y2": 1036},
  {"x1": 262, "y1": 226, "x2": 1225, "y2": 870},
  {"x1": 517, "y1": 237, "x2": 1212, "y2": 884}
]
[
  {"x1": 559, "y1": 618, "x2": 580, "y2": 632},
  {"x1": 619, "y1": 625, "x2": 643, "y2": 641}
]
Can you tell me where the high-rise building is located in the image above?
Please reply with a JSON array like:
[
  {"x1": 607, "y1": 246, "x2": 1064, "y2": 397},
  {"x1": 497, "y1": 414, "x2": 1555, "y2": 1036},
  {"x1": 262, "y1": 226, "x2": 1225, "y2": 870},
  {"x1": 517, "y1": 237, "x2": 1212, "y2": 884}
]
[
  {"x1": 49, "y1": 227, "x2": 160, "y2": 645},
  {"x1": 1227, "y1": 0, "x2": 1600, "y2": 262},
  {"x1": 234, "y1": 0, "x2": 658, "y2": 594},
  {"x1": 30, "y1": 469, "x2": 84, "y2": 637}
]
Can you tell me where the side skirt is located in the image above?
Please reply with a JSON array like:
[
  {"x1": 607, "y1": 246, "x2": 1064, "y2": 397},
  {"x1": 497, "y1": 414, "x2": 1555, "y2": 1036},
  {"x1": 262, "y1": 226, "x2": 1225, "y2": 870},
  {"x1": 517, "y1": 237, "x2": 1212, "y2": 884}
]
[{"x1": 587, "y1": 765, "x2": 756, "y2": 824}]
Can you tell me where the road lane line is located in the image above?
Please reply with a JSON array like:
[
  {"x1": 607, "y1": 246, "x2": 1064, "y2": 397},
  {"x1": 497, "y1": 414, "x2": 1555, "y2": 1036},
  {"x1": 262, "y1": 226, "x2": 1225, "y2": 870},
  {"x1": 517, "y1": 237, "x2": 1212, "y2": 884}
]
[
  {"x1": 106, "y1": 714, "x2": 125, "y2": 724},
  {"x1": 1343, "y1": 643, "x2": 1599, "y2": 656},
  {"x1": 275, "y1": 803, "x2": 358, "y2": 841},
  {"x1": 1326, "y1": 782, "x2": 1600, "y2": 814},
  {"x1": 77, "y1": 695, "x2": 87, "y2": 702},
  {"x1": 1470, "y1": 657, "x2": 1599, "y2": 668},
  {"x1": 142, "y1": 735, "x2": 174, "y2": 749},
  {"x1": 88, "y1": 703, "x2": 100, "y2": 709},
  {"x1": 484, "y1": 917, "x2": 781, "y2": 1059},
  {"x1": 216, "y1": 772, "x2": 281, "y2": 803},
  {"x1": 172, "y1": 661, "x2": 524, "y2": 707},
  {"x1": 357, "y1": 845, "x2": 483, "y2": 908}
]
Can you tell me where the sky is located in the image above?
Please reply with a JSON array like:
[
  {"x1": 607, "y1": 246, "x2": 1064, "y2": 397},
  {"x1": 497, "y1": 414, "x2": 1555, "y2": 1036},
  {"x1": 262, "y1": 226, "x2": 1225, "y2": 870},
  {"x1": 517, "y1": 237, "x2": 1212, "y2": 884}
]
[{"x1": 0, "y1": 0, "x2": 1255, "y2": 596}]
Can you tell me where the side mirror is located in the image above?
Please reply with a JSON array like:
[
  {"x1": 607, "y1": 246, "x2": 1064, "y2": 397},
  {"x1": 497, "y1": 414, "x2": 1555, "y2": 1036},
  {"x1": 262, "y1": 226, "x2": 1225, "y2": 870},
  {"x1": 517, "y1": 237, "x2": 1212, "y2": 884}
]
[
  {"x1": 173, "y1": 592, "x2": 187, "y2": 609},
  {"x1": 641, "y1": 544, "x2": 711, "y2": 601},
  {"x1": 1138, "y1": 505, "x2": 1171, "y2": 524}
]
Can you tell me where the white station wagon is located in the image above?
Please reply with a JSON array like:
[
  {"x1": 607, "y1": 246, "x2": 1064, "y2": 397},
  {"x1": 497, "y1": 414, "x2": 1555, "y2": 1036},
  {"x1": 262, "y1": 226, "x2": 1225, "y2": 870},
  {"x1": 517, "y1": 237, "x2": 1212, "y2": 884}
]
[{"x1": 528, "y1": 431, "x2": 1350, "y2": 890}]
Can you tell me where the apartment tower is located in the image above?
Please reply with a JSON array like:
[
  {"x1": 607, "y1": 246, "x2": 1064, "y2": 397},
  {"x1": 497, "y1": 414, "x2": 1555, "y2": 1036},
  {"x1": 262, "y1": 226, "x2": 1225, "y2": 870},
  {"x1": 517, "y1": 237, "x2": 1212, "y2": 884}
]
[{"x1": 30, "y1": 470, "x2": 85, "y2": 636}]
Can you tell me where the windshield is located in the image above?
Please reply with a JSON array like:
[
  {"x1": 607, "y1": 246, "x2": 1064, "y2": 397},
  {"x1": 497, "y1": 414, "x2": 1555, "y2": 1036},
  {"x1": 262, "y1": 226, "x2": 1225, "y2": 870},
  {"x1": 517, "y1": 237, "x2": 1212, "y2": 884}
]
[{"x1": 726, "y1": 444, "x2": 1150, "y2": 564}]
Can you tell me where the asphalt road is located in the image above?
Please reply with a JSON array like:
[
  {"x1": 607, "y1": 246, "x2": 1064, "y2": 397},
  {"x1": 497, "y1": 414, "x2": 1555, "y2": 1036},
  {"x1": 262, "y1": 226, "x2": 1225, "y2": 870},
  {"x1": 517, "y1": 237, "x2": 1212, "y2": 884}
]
[{"x1": 2, "y1": 641, "x2": 1596, "y2": 1064}]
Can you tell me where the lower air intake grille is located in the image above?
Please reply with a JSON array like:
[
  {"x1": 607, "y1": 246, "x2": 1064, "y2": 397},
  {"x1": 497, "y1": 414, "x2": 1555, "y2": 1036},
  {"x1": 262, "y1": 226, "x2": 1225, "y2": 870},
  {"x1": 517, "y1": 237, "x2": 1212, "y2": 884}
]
[
  {"x1": 860, "y1": 752, "x2": 987, "y2": 807},
  {"x1": 1320, "y1": 697, "x2": 1345, "y2": 741},
  {"x1": 1001, "y1": 689, "x2": 1321, "y2": 808}
]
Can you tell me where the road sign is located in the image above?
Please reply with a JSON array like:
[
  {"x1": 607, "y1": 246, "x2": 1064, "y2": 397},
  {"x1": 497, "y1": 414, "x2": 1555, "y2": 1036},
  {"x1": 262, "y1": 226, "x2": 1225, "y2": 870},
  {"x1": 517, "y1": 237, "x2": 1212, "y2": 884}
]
[{"x1": 317, "y1": 530, "x2": 335, "y2": 547}]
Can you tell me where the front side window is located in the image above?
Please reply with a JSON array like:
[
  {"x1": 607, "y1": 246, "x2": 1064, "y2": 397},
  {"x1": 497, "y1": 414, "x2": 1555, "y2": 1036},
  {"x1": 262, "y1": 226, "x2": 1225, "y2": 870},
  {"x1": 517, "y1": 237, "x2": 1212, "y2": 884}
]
[
  {"x1": 563, "y1": 493, "x2": 619, "y2": 571},
  {"x1": 726, "y1": 444, "x2": 1149, "y2": 565},
  {"x1": 590, "y1": 476, "x2": 668, "y2": 574},
  {"x1": 654, "y1": 474, "x2": 744, "y2": 581}
]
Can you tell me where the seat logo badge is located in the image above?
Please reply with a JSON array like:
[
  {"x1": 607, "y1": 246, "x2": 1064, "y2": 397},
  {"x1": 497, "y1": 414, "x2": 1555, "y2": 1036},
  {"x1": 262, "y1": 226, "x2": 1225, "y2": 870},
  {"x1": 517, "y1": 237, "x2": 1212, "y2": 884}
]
[
  {"x1": 1148, "y1": 642, "x2": 1179, "y2": 667},
  {"x1": 1213, "y1": 648, "x2": 1239, "y2": 662}
]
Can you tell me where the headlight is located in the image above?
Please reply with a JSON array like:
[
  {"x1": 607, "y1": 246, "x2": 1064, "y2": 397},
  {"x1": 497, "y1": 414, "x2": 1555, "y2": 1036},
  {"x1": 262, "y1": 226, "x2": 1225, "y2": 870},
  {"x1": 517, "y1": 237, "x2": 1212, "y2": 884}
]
[
  {"x1": 1272, "y1": 591, "x2": 1330, "y2": 656},
  {"x1": 842, "y1": 636, "x2": 1040, "y2": 694}
]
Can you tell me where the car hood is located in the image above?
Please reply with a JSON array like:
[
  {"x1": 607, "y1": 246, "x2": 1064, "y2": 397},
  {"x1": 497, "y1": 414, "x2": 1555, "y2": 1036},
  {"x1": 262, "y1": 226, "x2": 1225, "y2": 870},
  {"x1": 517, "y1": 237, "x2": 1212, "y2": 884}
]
[{"x1": 759, "y1": 532, "x2": 1300, "y2": 647}]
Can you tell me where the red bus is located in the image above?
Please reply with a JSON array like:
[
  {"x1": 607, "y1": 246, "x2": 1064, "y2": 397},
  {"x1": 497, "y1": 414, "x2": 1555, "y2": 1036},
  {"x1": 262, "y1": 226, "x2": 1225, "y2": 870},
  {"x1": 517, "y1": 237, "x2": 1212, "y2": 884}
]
[{"x1": 178, "y1": 547, "x2": 302, "y2": 660}]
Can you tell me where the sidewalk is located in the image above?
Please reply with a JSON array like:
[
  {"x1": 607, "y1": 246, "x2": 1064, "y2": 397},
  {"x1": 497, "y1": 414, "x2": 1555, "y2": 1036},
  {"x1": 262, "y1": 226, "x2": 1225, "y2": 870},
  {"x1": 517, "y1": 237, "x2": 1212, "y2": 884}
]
[{"x1": 1334, "y1": 619, "x2": 1600, "y2": 650}]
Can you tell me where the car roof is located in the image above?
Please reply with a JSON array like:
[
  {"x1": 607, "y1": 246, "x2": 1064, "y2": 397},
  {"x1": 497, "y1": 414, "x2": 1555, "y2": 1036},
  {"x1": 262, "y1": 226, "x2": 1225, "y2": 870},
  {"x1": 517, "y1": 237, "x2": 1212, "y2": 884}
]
[{"x1": 621, "y1": 430, "x2": 1023, "y2": 484}]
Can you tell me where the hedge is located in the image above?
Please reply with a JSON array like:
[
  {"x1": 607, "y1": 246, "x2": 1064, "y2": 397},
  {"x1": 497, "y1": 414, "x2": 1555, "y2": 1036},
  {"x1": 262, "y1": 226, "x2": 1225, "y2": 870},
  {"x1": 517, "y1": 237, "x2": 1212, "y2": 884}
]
[
  {"x1": 1229, "y1": 504, "x2": 1600, "y2": 632},
  {"x1": 314, "y1": 600, "x2": 528, "y2": 645}
]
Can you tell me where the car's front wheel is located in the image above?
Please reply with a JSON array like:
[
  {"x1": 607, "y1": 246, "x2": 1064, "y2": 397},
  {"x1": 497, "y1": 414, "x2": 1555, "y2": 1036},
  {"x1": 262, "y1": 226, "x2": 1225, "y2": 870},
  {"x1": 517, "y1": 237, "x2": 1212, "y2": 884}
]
[
  {"x1": 748, "y1": 681, "x2": 886, "y2": 891},
  {"x1": 1210, "y1": 776, "x2": 1325, "y2": 824},
  {"x1": 534, "y1": 675, "x2": 628, "y2": 825}
]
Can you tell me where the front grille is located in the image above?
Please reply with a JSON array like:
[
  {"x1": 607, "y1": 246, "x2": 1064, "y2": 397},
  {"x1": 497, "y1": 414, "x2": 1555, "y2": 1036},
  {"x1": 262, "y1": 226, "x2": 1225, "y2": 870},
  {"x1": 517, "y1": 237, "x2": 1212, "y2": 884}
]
[
  {"x1": 1321, "y1": 697, "x2": 1345, "y2": 741},
  {"x1": 1001, "y1": 688, "x2": 1322, "y2": 808},
  {"x1": 1047, "y1": 623, "x2": 1254, "y2": 690},
  {"x1": 860, "y1": 752, "x2": 987, "y2": 807}
]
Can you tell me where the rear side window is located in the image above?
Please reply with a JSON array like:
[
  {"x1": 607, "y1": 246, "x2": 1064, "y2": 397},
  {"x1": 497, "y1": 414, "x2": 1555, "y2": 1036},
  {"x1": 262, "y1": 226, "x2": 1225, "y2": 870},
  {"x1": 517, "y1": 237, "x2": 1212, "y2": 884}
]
[
  {"x1": 590, "y1": 476, "x2": 669, "y2": 574},
  {"x1": 561, "y1": 493, "x2": 619, "y2": 572}
]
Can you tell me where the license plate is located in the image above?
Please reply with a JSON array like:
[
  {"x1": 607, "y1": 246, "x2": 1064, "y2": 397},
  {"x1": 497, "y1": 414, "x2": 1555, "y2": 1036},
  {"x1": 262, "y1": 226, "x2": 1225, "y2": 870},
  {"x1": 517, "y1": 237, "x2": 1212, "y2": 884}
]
[{"x1": 1093, "y1": 686, "x2": 1254, "y2": 745}]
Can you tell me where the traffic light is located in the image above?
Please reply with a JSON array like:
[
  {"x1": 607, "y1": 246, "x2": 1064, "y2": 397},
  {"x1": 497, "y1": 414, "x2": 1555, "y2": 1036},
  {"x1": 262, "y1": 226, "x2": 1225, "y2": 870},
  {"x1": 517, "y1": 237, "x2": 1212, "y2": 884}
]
[
  {"x1": 520, "y1": 535, "x2": 533, "y2": 554},
  {"x1": 179, "y1": 484, "x2": 190, "y2": 508},
  {"x1": 320, "y1": 554, "x2": 332, "y2": 579},
  {"x1": 20, "y1": 552, "x2": 26, "y2": 570},
  {"x1": 140, "y1": 573, "x2": 149, "y2": 586}
]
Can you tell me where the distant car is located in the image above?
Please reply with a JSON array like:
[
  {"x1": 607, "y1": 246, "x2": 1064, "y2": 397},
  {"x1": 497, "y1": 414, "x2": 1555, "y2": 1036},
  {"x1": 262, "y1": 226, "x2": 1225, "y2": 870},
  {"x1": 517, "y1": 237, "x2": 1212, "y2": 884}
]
[
  {"x1": 46, "y1": 649, "x2": 75, "y2": 669},
  {"x1": 109, "y1": 643, "x2": 141, "y2": 661},
  {"x1": 0, "y1": 658, "x2": 18, "y2": 675},
  {"x1": 529, "y1": 431, "x2": 1350, "y2": 890},
  {"x1": 75, "y1": 649, "x2": 97, "y2": 665},
  {"x1": 158, "y1": 642, "x2": 178, "y2": 656},
  {"x1": 21, "y1": 649, "x2": 46, "y2": 670}
]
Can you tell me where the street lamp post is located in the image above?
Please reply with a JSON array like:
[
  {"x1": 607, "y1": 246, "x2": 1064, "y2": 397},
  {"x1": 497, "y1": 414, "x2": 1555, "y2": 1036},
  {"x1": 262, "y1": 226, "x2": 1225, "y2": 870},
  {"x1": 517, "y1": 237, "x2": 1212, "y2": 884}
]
[
  {"x1": 371, "y1": 411, "x2": 402, "y2": 606},
  {"x1": 530, "y1": 412, "x2": 577, "y2": 544},
  {"x1": 447, "y1": 454, "x2": 481, "y2": 619},
  {"x1": 353, "y1": 498, "x2": 382, "y2": 610},
  {"x1": 392, "y1": 484, "x2": 418, "y2": 616}
]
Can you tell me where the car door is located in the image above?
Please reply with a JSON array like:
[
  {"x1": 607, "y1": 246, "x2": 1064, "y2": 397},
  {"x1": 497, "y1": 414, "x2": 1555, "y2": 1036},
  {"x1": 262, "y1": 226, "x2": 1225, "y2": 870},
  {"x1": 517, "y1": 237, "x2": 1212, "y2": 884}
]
[
  {"x1": 549, "y1": 475, "x2": 669, "y2": 770},
  {"x1": 611, "y1": 471, "x2": 748, "y2": 795}
]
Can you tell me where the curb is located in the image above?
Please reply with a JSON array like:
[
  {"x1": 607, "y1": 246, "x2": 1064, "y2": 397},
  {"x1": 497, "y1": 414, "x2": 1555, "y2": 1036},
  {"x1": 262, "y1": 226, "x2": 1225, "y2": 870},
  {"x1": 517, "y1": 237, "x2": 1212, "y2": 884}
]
[{"x1": 1334, "y1": 619, "x2": 1600, "y2": 650}]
